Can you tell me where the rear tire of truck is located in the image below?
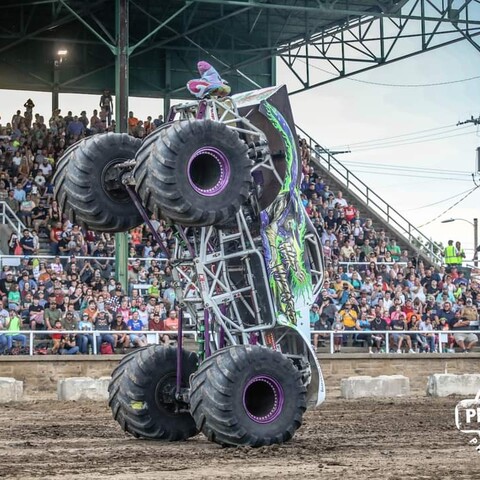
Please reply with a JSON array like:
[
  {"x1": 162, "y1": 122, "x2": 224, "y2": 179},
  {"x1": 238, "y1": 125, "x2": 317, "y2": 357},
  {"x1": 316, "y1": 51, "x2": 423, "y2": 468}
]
[
  {"x1": 189, "y1": 345, "x2": 306, "y2": 447},
  {"x1": 53, "y1": 133, "x2": 144, "y2": 232},
  {"x1": 108, "y1": 345, "x2": 198, "y2": 441},
  {"x1": 134, "y1": 119, "x2": 252, "y2": 226}
]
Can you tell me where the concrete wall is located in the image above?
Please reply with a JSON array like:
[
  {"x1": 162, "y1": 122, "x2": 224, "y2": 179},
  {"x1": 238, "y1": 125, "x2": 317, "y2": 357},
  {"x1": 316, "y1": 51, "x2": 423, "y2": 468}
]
[
  {"x1": 0, "y1": 354, "x2": 478, "y2": 400},
  {"x1": 319, "y1": 354, "x2": 480, "y2": 398}
]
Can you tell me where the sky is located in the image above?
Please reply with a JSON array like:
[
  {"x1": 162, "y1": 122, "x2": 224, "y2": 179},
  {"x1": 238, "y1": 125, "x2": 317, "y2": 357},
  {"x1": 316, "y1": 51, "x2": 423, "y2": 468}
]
[{"x1": 0, "y1": 28, "x2": 479, "y2": 261}]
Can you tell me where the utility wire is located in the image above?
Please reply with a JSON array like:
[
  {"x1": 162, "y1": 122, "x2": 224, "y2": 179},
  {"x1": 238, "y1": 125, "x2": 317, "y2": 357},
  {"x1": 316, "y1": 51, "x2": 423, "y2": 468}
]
[
  {"x1": 348, "y1": 74, "x2": 480, "y2": 88},
  {"x1": 350, "y1": 170, "x2": 472, "y2": 181},
  {"x1": 350, "y1": 130, "x2": 477, "y2": 152},
  {"x1": 416, "y1": 185, "x2": 480, "y2": 228},
  {"x1": 341, "y1": 160, "x2": 471, "y2": 176},
  {"x1": 400, "y1": 187, "x2": 477, "y2": 211},
  {"x1": 350, "y1": 125, "x2": 473, "y2": 150},
  {"x1": 330, "y1": 124, "x2": 474, "y2": 149}
]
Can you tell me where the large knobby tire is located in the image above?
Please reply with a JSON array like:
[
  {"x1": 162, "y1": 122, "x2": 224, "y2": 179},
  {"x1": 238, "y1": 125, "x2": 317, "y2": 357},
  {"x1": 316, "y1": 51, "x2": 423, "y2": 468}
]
[
  {"x1": 189, "y1": 345, "x2": 307, "y2": 447},
  {"x1": 108, "y1": 345, "x2": 198, "y2": 441},
  {"x1": 53, "y1": 133, "x2": 144, "y2": 232},
  {"x1": 134, "y1": 119, "x2": 252, "y2": 226}
]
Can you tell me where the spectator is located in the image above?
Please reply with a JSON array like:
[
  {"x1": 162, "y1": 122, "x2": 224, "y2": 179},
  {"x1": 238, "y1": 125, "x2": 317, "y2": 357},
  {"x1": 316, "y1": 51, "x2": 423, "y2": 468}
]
[
  {"x1": 112, "y1": 314, "x2": 130, "y2": 351},
  {"x1": 449, "y1": 311, "x2": 478, "y2": 353},
  {"x1": 127, "y1": 111, "x2": 139, "y2": 136},
  {"x1": 5, "y1": 309, "x2": 27, "y2": 351},
  {"x1": 94, "y1": 310, "x2": 115, "y2": 353},
  {"x1": 99, "y1": 89, "x2": 113, "y2": 127},
  {"x1": 78, "y1": 312, "x2": 94, "y2": 354},
  {"x1": 391, "y1": 312, "x2": 414, "y2": 353},
  {"x1": 127, "y1": 311, "x2": 148, "y2": 347}
]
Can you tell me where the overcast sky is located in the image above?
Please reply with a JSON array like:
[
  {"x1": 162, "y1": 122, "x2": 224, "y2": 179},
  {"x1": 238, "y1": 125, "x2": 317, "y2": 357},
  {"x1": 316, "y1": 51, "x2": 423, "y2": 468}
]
[{"x1": 1, "y1": 34, "x2": 479, "y2": 260}]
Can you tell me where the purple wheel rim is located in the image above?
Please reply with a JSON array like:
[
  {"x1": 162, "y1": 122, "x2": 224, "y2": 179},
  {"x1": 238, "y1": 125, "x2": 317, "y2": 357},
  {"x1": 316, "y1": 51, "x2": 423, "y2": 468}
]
[
  {"x1": 243, "y1": 375, "x2": 284, "y2": 424},
  {"x1": 187, "y1": 147, "x2": 230, "y2": 197}
]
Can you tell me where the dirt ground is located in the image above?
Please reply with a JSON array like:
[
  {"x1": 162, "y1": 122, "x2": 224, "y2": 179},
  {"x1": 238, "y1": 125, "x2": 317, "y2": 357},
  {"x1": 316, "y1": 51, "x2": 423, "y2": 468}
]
[{"x1": 0, "y1": 397, "x2": 479, "y2": 480}]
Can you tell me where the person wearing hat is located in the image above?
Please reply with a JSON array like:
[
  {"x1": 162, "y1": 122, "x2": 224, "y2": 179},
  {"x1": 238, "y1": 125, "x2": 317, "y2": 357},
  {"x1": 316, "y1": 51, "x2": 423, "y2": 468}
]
[
  {"x1": 93, "y1": 310, "x2": 114, "y2": 354},
  {"x1": 0, "y1": 271, "x2": 15, "y2": 295},
  {"x1": 461, "y1": 298, "x2": 478, "y2": 324},
  {"x1": 62, "y1": 310, "x2": 78, "y2": 331}
]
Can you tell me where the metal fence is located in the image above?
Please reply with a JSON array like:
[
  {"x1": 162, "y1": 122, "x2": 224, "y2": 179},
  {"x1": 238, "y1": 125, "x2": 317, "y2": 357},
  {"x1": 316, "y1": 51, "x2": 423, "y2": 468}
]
[
  {"x1": 1, "y1": 328, "x2": 477, "y2": 356},
  {"x1": 310, "y1": 329, "x2": 479, "y2": 354},
  {"x1": 0, "y1": 329, "x2": 197, "y2": 356}
]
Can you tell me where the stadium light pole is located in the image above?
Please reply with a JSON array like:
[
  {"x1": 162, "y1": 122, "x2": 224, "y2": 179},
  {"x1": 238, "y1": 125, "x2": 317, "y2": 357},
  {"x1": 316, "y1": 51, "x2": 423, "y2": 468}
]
[{"x1": 441, "y1": 218, "x2": 478, "y2": 267}]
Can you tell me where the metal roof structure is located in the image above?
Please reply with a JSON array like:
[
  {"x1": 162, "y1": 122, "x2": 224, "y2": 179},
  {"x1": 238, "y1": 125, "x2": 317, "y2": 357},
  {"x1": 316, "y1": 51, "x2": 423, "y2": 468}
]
[{"x1": 1, "y1": 0, "x2": 479, "y2": 100}]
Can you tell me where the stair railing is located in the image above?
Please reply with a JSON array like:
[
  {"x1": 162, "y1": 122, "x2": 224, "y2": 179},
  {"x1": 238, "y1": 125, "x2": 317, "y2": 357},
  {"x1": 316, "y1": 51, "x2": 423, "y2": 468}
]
[
  {"x1": 296, "y1": 124, "x2": 443, "y2": 266},
  {"x1": 0, "y1": 201, "x2": 27, "y2": 236}
]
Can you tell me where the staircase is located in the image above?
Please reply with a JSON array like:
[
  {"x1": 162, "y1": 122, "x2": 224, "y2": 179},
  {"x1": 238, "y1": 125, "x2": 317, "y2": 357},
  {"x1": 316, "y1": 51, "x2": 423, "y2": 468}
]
[{"x1": 296, "y1": 125, "x2": 443, "y2": 268}]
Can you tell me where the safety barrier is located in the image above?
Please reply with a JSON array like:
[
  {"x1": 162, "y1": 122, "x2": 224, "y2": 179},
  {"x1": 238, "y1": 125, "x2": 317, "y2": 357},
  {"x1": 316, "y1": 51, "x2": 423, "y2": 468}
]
[
  {"x1": 310, "y1": 329, "x2": 480, "y2": 354},
  {"x1": 0, "y1": 329, "x2": 197, "y2": 356},
  {"x1": 1, "y1": 328, "x2": 478, "y2": 356}
]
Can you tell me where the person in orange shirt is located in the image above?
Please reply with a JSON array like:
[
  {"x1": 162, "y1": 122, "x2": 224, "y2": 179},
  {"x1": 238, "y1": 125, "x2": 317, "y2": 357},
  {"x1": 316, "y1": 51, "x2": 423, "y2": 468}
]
[{"x1": 127, "y1": 111, "x2": 139, "y2": 135}]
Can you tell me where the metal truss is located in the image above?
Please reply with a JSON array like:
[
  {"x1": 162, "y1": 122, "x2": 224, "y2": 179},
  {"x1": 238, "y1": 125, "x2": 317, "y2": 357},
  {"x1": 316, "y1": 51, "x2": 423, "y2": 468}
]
[
  {"x1": 274, "y1": 0, "x2": 480, "y2": 94},
  {"x1": 169, "y1": 209, "x2": 321, "y2": 395},
  {"x1": 171, "y1": 209, "x2": 277, "y2": 348},
  {"x1": 2, "y1": 0, "x2": 479, "y2": 96}
]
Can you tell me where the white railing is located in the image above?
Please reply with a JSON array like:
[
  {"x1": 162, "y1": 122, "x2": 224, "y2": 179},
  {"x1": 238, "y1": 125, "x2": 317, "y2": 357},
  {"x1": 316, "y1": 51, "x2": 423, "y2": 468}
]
[
  {"x1": 310, "y1": 329, "x2": 480, "y2": 355},
  {"x1": 1, "y1": 328, "x2": 478, "y2": 356},
  {"x1": 0, "y1": 254, "x2": 168, "y2": 271},
  {"x1": 0, "y1": 201, "x2": 26, "y2": 236},
  {"x1": 0, "y1": 329, "x2": 197, "y2": 356}
]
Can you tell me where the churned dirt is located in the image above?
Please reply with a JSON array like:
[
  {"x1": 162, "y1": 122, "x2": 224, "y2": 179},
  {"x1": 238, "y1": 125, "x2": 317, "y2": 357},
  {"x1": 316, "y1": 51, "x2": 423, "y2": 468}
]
[{"x1": 0, "y1": 397, "x2": 478, "y2": 479}]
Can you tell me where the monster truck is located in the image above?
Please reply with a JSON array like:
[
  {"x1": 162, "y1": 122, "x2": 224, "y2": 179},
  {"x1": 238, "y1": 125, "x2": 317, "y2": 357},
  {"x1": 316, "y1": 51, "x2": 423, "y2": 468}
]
[{"x1": 53, "y1": 85, "x2": 326, "y2": 447}]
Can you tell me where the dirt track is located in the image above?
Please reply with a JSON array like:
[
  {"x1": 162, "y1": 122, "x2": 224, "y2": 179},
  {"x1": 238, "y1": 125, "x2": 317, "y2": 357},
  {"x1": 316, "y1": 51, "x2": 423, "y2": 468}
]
[{"x1": 0, "y1": 398, "x2": 479, "y2": 479}]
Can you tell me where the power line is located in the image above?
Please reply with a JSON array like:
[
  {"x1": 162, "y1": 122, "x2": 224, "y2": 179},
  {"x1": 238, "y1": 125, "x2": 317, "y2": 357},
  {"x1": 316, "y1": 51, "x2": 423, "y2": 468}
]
[
  {"x1": 400, "y1": 187, "x2": 477, "y2": 211},
  {"x1": 330, "y1": 123, "x2": 461, "y2": 148},
  {"x1": 348, "y1": 74, "x2": 480, "y2": 88},
  {"x1": 350, "y1": 126, "x2": 474, "y2": 150},
  {"x1": 351, "y1": 130, "x2": 477, "y2": 152},
  {"x1": 416, "y1": 185, "x2": 480, "y2": 228},
  {"x1": 341, "y1": 160, "x2": 471, "y2": 176},
  {"x1": 330, "y1": 124, "x2": 474, "y2": 149},
  {"x1": 350, "y1": 170, "x2": 472, "y2": 181}
]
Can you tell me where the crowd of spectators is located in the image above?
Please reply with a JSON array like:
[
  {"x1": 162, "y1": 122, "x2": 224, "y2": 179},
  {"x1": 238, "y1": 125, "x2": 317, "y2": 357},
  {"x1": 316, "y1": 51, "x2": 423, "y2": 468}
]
[
  {"x1": 0, "y1": 99, "x2": 179, "y2": 354},
  {"x1": 0, "y1": 99, "x2": 478, "y2": 356},
  {"x1": 298, "y1": 141, "x2": 479, "y2": 354}
]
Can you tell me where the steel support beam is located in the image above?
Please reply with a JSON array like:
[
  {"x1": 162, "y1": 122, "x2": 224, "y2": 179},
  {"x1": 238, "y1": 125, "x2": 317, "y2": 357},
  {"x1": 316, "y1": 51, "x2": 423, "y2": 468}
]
[{"x1": 114, "y1": 0, "x2": 130, "y2": 292}]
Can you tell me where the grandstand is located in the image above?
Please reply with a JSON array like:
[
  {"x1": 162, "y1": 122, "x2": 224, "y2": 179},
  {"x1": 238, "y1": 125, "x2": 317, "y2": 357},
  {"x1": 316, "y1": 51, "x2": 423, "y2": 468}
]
[{"x1": 0, "y1": 102, "x2": 478, "y2": 356}]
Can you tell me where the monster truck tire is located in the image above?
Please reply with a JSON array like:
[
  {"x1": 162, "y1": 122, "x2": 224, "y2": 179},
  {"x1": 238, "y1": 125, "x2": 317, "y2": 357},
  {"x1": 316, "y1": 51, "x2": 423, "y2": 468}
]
[
  {"x1": 134, "y1": 119, "x2": 252, "y2": 226},
  {"x1": 189, "y1": 345, "x2": 306, "y2": 447},
  {"x1": 53, "y1": 133, "x2": 143, "y2": 232},
  {"x1": 108, "y1": 345, "x2": 198, "y2": 441}
]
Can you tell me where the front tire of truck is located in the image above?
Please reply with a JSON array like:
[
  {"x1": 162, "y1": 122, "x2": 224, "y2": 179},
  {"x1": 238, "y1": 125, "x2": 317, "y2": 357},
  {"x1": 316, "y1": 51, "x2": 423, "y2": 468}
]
[
  {"x1": 108, "y1": 345, "x2": 198, "y2": 441},
  {"x1": 134, "y1": 119, "x2": 252, "y2": 226},
  {"x1": 189, "y1": 345, "x2": 306, "y2": 447}
]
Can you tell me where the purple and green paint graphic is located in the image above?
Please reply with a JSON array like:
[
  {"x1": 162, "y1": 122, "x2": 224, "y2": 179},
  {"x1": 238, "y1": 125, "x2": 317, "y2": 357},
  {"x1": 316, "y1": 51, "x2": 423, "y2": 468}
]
[{"x1": 260, "y1": 101, "x2": 313, "y2": 328}]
